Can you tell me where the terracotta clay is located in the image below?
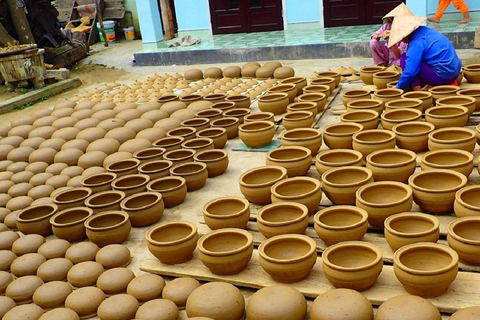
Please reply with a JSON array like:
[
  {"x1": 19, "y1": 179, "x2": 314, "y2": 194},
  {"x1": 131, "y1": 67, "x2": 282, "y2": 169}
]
[
  {"x1": 0, "y1": 250, "x2": 17, "y2": 271},
  {"x1": 193, "y1": 149, "x2": 229, "y2": 177},
  {"x1": 392, "y1": 121, "x2": 435, "y2": 153},
  {"x1": 454, "y1": 185, "x2": 480, "y2": 217},
  {"x1": 67, "y1": 260, "x2": 105, "y2": 287},
  {"x1": 97, "y1": 294, "x2": 139, "y2": 320},
  {"x1": 38, "y1": 308, "x2": 80, "y2": 320},
  {"x1": 52, "y1": 187, "x2": 92, "y2": 211},
  {"x1": 135, "y1": 299, "x2": 179, "y2": 320},
  {"x1": 10, "y1": 252, "x2": 46, "y2": 277},
  {"x1": 85, "y1": 190, "x2": 126, "y2": 214},
  {"x1": 366, "y1": 148, "x2": 416, "y2": 182},
  {"x1": 6, "y1": 275, "x2": 44, "y2": 303},
  {"x1": 96, "y1": 267, "x2": 135, "y2": 295},
  {"x1": 375, "y1": 295, "x2": 441, "y2": 320},
  {"x1": 2, "y1": 304, "x2": 44, "y2": 320},
  {"x1": 203, "y1": 196, "x2": 250, "y2": 230},
  {"x1": 36, "y1": 257, "x2": 73, "y2": 282},
  {"x1": 51, "y1": 207, "x2": 94, "y2": 242},
  {"x1": 32, "y1": 280, "x2": 72, "y2": 309},
  {"x1": 271, "y1": 177, "x2": 322, "y2": 216},
  {"x1": 64, "y1": 286, "x2": 106, "y2": 318},
  {"x1": 247, "y1": 285, "x2": 307, "y2": 320},
  {"x1": 322, "y1": 166, "x2": 374, "y2": 205},
  {"x1": 323, "y1": 122, "x2": 363, "y2": 149},
  {"x1": 127, "y1": 273, "x2": 165, "y2": 303},
  {"x1": 421, "y1": 149, "x2": 474, "y2": 177},
  {"x1": 257, "y1": 202, "x2": 309, "y2": 238},
  {"x1": 11, "y1": 233, "x2": 45, "y2": 255},
  {"x1": 85, "y1": 210, "x2": 131, "y2": 247},
  {"x1": 146, "y1": 176, "x2": 187, "y2": 208},
  {"x1": 315, "y1": 149, "x2": 363, "y2": 175},
  {"x1": 0, "y1": 270, "x2": 13, "y2": 294},
  {"x1": 0, "y1": 296, "x2": 16, "y2": 319},
  {"x1": 65, "y1": 242, "x2": 99, "y2": 264},
  {"x1": 311, "y1": 288, "x2": 373, "y2": 320},
  {"x1": 95, "y1": 244, "x2": 131, "y2": 269},
  {"x1": 120, "y1": 191, "x2": 164, "y2": 227}
]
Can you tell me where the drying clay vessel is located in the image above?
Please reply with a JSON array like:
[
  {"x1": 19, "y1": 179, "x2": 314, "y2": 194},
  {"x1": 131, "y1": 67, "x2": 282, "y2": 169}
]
[
  {"x1": 314, "y1": 149, "x2": 363, "y2": 175},
  {"x1": 366, "y1": 148, "x2": 416, "y2": 182},
  {"x1": 310, "y1": 288, "x2": 373, "y2": 320},
  {"x1": 322, "y1": 166, "x2": 373, "y2": 205},
  {"x1": 85, "y1": 210, "x2": 131, "y2": 247},
  {"x1": 375, "y1": 295, "x2": 440, "y2": 320},
  {"x1": 266, "y1": 146, "x2": 312, "y2": 177},
  {"x1": 323, "y1": 123, "x2": 363, "y2": 149},
  {"x1": 448, "y1": 217, "x2": 480, "y2": 265},
  {"x1": 97, "y1": 294, "x2": 139, "y2": 320},
  {"x1": 238, "y1": 121, "x2": 275, "y2": 148},
  {"x1": 50, "y1": 207, "x2": 94, "y2": 242},
  {"x1": 127, "y1": 273, "x2": 165, "y2": 302},
  {"x1": 454, "y1": 185, "x2": 480, "y2": 217},
  {"x1": 257, "y1": 202, "x2": 309, "y2": 238},
  {"x1": 147, "y1": 176, "x2": 187, "y2": 208},
  {"x1": 162, "y1": 277, "x2": 200, "y2": 308},
  {"x1": 421, "y1": 149, "x2": 474, "y2": 177},
  {"x1": 65, "y1": 286, "x2": 105, "y2": 318},
  {"x1": 120, "y1": 192, "x2": 164, "y2": 227},
  {"x1": 271, "y1": 176, "x2": 322, "y2": 216},
  {"x1": 203, "y1": 196, "x2": 250, "y2": 230},
  {"x1": 238, "y1": 165, "x2": 287, "y2": 205},
  {"x1": 65, "y1": 242, "x2": 99, "y2": 264},
  {"x1": 392, "y1": 121, "x2": 435, "y2": 152}
]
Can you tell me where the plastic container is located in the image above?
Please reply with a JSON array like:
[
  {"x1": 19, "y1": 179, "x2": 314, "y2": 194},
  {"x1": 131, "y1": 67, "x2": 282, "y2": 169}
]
[
  {"x1": 97, "y1": 20, "x2": 116, "y2": 43},
  {"x1": 123, "y1": 26, "x2": 135, "y2": 40}
]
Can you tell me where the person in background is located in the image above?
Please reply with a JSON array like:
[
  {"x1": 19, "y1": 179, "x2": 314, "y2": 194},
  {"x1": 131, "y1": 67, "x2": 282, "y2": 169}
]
[
  {"x1": 427, "y1": 0, "x2": 471, "y2": 24},
  {"x1": 389, "y1": 15, "x2": 462, "y2": 91},
  {"x1": 370, "y1": 3, "x2": 413, "y2": 67}
]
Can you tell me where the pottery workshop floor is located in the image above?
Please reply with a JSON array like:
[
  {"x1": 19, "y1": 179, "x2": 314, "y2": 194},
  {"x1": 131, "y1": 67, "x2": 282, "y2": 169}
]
[{"x1": 3, "y1": 48, "x2": 480, "y2": 319}]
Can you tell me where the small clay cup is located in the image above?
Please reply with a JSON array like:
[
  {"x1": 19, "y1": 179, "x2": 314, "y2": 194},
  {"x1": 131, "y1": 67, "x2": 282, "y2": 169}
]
[
  {"x1": 138, "y1": 160, "x2": 174, "y2": 180},
  {"x1": 50, "y1": 207, "x2": 94, "y2": 242},
  {"x1": 147, "y1": 176, "x2": 187, "y2": 208},
  {"x1": 366, "y1": 148, "x2": 416, "y2": 182},
  {"x1": 85, "y1": 210, "x2": 131, "y2": 247},
  {"x1": 146, "y1": 221, "x2": 198, "y2": 264},
  {"x1": 81, "y1": 172, "x2": 117, "y2": 193},
  {"x1": 111, "y1": 174, "x2": 150, "y2": 197},
  {"x1": 257, "y1": 202, "x2": 309, "y2": 238},
  {"x1": 314, "y1": 149, "x2": 363, "y2": 175},
  {"x1": 392, "y1": 121, "x2": 435, "y2": 152},
  {"x1": 421, "y1": 149, "x2": 474, "y2": 177},
  {"x1": 106, "y1": 158, "x2": 140, "y2": 178},
  {"x1": 203, "y1": 197, "x2": 250, "y2": 230},
  {"x1": 85, "y1": 190, "x2": 126, "y2": 214},
  {"x1": 340, "y1": 110, "x2": 379, "y2": 130},
  {"x1": 238, "y1": 121, "x2": 275, "y2": 148},
  {"x1": 323, "y1": 123, "x2": 363, "y2": 149},
  {"x1": 271, "y1": 177, "x2": 322, "y2": 216},
  {"x1": 193, "y1": 149, "x2": 229, "y2": 177},
  {"x1": 266, "y1": 146, "x2": 312, "y2": 177},
  {"x1": 16, "y1": 203, "x2": 58, "y2": 236},
  {"x1": 322, "y1": 166, "x2": 373, "y2": 205},
  {"x1": 52, "y1": 187, "x2": 92, "y2": 211},
  {"x1": 238, "y1": 165, "x2": 288, "y2": 205},
  {"x1": 120, "y1": 192, "x2": 164, "y2": 227},
  {"x1": 448, "y1": 217, "x2": 480, "y2": 265},
  {"x1": 170, "y1": 162, "x2": 208, "y2": 192},
  {"x1": 454, "y1": 185, "x2": 480, "y2": 217}
]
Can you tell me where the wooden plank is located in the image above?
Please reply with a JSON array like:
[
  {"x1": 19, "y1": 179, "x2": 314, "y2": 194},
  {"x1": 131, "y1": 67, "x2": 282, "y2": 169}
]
[
  {"x1": 159, "y1": 0, "x2": 174, "y2": 40},
  {"x1": 141, "y1": 249, "x2": 480, "y2": 314}
]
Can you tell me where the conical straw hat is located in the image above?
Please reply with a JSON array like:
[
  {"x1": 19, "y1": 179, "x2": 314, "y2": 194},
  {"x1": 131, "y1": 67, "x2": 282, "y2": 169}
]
[
  {"x1": 383, "y1": 3, "x2": 414, "y2": 19},
  {"x1": 388, "y1": 15, "x2": 427, "y2": 48}
]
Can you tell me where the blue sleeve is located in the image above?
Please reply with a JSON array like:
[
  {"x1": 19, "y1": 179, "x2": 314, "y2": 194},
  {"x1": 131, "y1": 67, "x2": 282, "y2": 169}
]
[{"x1": 396, "y1": 41, "x2": 424, "y2": 89}]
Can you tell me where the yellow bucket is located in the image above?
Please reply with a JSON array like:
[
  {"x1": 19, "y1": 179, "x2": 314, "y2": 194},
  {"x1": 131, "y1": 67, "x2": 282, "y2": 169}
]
[{"x1": 123, "y1": 27, "x2": 135, "y2": 40}]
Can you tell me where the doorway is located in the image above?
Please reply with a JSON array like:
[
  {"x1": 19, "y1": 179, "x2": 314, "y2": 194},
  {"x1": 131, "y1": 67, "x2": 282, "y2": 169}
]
[
  {"x1": 323, "y1": 0, "x2": 404, "y2": 27},
  {"x1": 209, "y1": 0, "x2": 284, "y2": 34}
]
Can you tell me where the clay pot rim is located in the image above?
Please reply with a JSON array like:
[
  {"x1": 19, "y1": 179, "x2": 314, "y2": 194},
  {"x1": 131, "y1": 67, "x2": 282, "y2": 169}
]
[
  {"x1": 436, "y1": 95, "x2": 476, "y2": 106},
  {"x1": 170, "y1": 162, "x2": 207, "y2": 176},
  {"x1": 53, "y1": 187, "x2": 93, "y2": 205},
  {"x1": 353, "y1": 129, "x2": 396, "y2": 144},
  {"x1": 281, "y1": 128, "x2": 322, "y2": 141},
  {"x1": 258, "y1": 234, "x2": 316, "y2": 264},
  {"x1": 239, "y1": 121, "x2": 274, "y2": 133},
  {"x1": 81, "y1": 173, "x2": 117, "y2": 188},
  {"x1": 239, "y1": 165, "x2": 287, "y2": 188},
  {"x1": 244, "y1": 112, "x2": 274, "y2": 122},
  {"x1": 138, "y1": 159, "x2": 174, "y2": 174},
  {"x1": 153, "y1": 136, "x2": 186, "y2": 148},
  {"x1": 392, "y1": 121, "x2": 435, "y2": 136},
  {"x1": 267, "y1": 83, "x2": 297, "y2": 92},
  {"x1": 198, "y1": 228, "x2": 253, "y2": 257},
  {"x1": 193, "y1": 149, "x2": 228, "y2": 163},
  {"x1": 422, "y1": 149, "x2": 473, "y2": 169},
  {"x1": 428, "y1": 127, "x2": 476, "y2": 144},
  {"x1": 120, "y1": 191, "x2": 163, "y2": 212},
  {"x1": 356, "y1": 181, "x2": 412, "y2": 207},
  {"x1": 181, "y1": 118, "x2": 210, "y2": 127},
  {"x1": 257, "y1": 202, "x2": 308, "y2": 227},
  {"x1": 373, "y1": 71, "x2": 400, "y2": 79},
  {"x1": 111, "y1": 174, "x2": 150, "y2": 190},
  {"x1": 203, "y1": 196, "x2": 249, "y2": 219},
  {"x1": 394, "y1": 242, "x2": 458, "y2": 275},
  {"x1": 401, "y1": 91, "x2": 433, "y2": 100},
  {"x1": 360, "y1": 66, "x2": 385, "y2": 73},
  {"x1": 316, "y1": 71, "x2": 341, "y2": 77},
  {"x1": 366, "y1": 148, "x2": 416, "y2": 168},
  {"x1": 381, "y1": 109, "x2": 422, "y2": 122},
  {"x1": 448, "y1": 216, "x2": 480, "y2": 245},
  {"x1": 428, "y1": 85, "x2": 460, "y2": 94},
  {"x1": 323, "y1": 241, "x2": 383, "y2": 271},
  {"x1": 258, "y1": 93, "x2": 289, "y2": 103},
  {"x1": 146, "y1": 221, "x2": 197, "y2": 246},
  {"x1": 85, "y1": 210, "x2": 130, "y2": 231},
  {"x1": 457, "y1": 88, "x2": 480, "y2": 97},
  {"x1": 50, "y1": 206, "x2": 94, "y2": 227},
  {"x1": 322, "y1": 166, "x2": 373, "y2": 188},
  {"x1": 408, "y1": 169, "x2": 468, "y2": 193},
  {"x1": 196, "y1": 127, "x2": 227, "y2": 139},
  {"x1": 223, "y1": 109, "x2": 251, "y2": 117},
  {"x1": 303, "y1": 84, "x2": 330, "y2": 93},
  {"x1": 385, "y1": 98, "x2": 423, "y2": 109},
  {"x1": 194, "y1": 109, "x2": 223, "y2": 118},
  {"x1": 374, "y1": 88, "x2": 403, "y2": 97},
  {"x1": 280, "y1": 77, "x2": 307, "y2": 85},
  {"x1": 181, "y1": 138, "x2": 214, "y2": 149},
  {"x1": 106, "y1": 158, "x2": 141, "y2": 172},
  {"x1": 210, "y1": 101, "x2": 236, "y2": 110},
  {"x1": 271, "y1": 177, "x2": 321, "y2": 199},
  {"x1": 314, "y1": 205, "x2": 368, "y2": 231},
  {"x1": 341, "y1": 109, "x2": 379, "y2": 122},
  {"x1": 147, "y1": 176, "x2": 186, "y2": 193},
  {"x1": 323, "y1": 123, "x2": 364, "y2": 136},
  {"x1": 464, "y1": 64, "x2": 480, "y2": 71},
  {"x1": 225, "y1": 94, "x2": 249, "y2": 102},
  {"x1": 311, "y1": 77, "x2": 335, "y2": 84},
  {"x1": 342, "y1": 89, "x2": 370, "y2": 98},
  {"x1": 298, "y1": 93, "x2": 327, "y2": 101},
  {"x1": 133, "y1": 147, "x2": 167, "y2": 160},
  {"x1": 157, "y1": 94, "x2": 178, "y2": 103},
  {"x1": 179, "y1": 94, "x2": 203, "y2": 101},
  {"x1": 163, "y1": 149, "x2": 196, "y2": 161},
  {"x1": 85, "y1": 190, "x2": 126, "y2": 208},
  {"x1": 166, "y1": 127, "x2": 197, "y2": 137},
  {"x1": 385, "y1": 212, "x2": 439, "y2": 238},
  {"x1": 316, "y1": 149, "x2": 363, "y2": 166},
  {"x1": 16, "y1": 203, "x2": 58, "y2": 223},
  {"x1": 287, "y1": 102, "x2": 317, "y2": 112},
  {"x1": 204, "y1": 93, "x2": 227, "y2": 100},
  {"x1": 267, "y1": 146, "x2": 312, "y2": 163},
  {"x1": 211, "y1": 117, "x2": 240, "y2": 127},
  {"x1": 455, "y1": 185, "x2": 480, "y2": 211},
  {"x1": 283, "y1": 111, "x2": 314, "y2": 121}
]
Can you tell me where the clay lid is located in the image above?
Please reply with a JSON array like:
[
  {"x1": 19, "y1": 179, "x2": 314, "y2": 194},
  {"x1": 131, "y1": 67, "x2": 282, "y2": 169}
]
[
  {"x1": 0, "y1": 270, "x2": 13, "y2": 294},
  {"x1": 37, "y1": 258, "x2": 73, "y2": 282},
  {"x1": 162, "y1": 277, "x2": 200, "y2": 308},
  {"x1": 3, "y1": 304, "x2": 44, "y2": 320},
  {"x1": 375, "y1": 295, "x2": 440, "y2": 320},
  {"x1": 310, "y1": 288, "x2": 373, "y2": 320},
  {"x1": 37, "y1": 239, "x2": 71, "y2": 259},
  {"x1": 135, "y1": 299, "x2": 179, "y2": 320},
  {"x1": 127, "y1": 273, "x2": 165, "y2": 302},
  {"x1": 12, "y1": 234, "x2": 45, "y2": 255},
  {"x1": 65, "y1": 286, "x2": 106, "y2": 318},
  {"x1": 11, "y1": 252, "x2": 46, "y2": 277},
  {"x1": 33, "y1": 281, "x2": 72, "y2": 309},
  {"x1": 0, "y1": 250, "x2": 17, "y2": 271},
  {"x1": 0, "y1": 296, "x2": 16, "y2": 318},
  {"x1": 95, "y1": 244, "x2": 131, "y2": 269},
  {"x1": 6, "y1": 275, "x2": 44, "y2": 303},
  {"x1": 65, "y1": 242, "x2": 99, "y2": 264},
  {"x1": 247, "y1": 285, "x2": 306, "y2": 320},
  {"x1": 186, "y1": 282, "x2": 245, "y2": 320},
  {"x1": 67, "y1": 261, "x2": 104, "y2": 287},
  {"x1": 38, "y1": 308, "x2": 80, "y2": 320},
  {"x1": 96, "y1": 267, "x2": 135, "y2": 295},
  {"x1": 97, "y1": 294, "x2": 139, "y2": 320},
  {"x1": 0, "y1": 231, "x2": 20, "y2": 250}
]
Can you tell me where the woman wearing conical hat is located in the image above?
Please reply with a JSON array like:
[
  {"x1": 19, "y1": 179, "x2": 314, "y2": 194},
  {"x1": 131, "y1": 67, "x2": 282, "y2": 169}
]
[
  {"x1": 370, "y1": 3, "x2": 413, "y2": 67},
  {"x1": 389, "y1": 15, "x2": 462, "y2": 91}
]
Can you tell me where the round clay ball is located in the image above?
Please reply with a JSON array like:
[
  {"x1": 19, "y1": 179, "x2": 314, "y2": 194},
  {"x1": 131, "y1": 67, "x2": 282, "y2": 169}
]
[
  {"x1": 37, "y1": 257, "x2": 73, "y2": 282},
  {"x1": 65, "y1": 286, "x2": 106, "y2": 318},
  {"x1": 127, "y1": 273, "x2": 165, "y2": 302},
  {"x1": 310, "y1": 289, "x2": 373, "y2": 320},
  {"x1": 0, "y1": 250, "x2": 17, "y2": 271},
  {"x1": 0, "y1": 270, "x2": 13, "y2": 294},
  {"x1": 375, "y1": 295, "x2": 440, "y2": 320},
  {"x1": 0, "y1": 296, "x2": 16, "y2": 319},
  {"x1": 97, "y1": 293, "x2": 139, "y2": 320},
  {"x1": 0, "y1": 230, "x2": 20, "y2": 250},
  {"x1": 67, "y1": 261, "x2": 104, "y2": 287},
  {"x1": 10, "y1": 252, "x2": 46, "y2": 277},
  {"x1": 38, "y1": 308, "x2": 80, "y2": 320},
  {"x1": 135, "y1": 299, "x2": 179, "y2": 320},
  {"x1": 185, "y1": 69, "x2": 203, "y2": 81},
  {"x1": 95, "y1": 244, "x2": 131, "y2": 269},
  {"x1": 247, "y1": 285, "x2": 307, "y2": 320},
  {"x1": 162, "y1": 277, "x2": 200, "y2": 308},
  {"x1": 11, "y1": 234, "x2": 45, "y2": 255},
  {"x1": 6, "y1": 275, "x2": 44, "y2": 303},
  {"x1": 37, "y1": 239, "x2": 71, "y2": 259},
  {"x1": 3, "y1": 304, "x2": 44, "y2": 320},
  {"x1": 65, "y1": 242, "x2": 99, "y2": 264},
  {"x1": 96, "y1": 267, "x2": 135, "y2": 295},
  {"x1": 33, "y1": 280, "x2": 72, "y2": 309}
]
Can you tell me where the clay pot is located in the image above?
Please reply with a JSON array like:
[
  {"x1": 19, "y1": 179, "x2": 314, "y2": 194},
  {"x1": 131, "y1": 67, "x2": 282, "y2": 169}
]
[
  {"x1": 52, "y1": 187, "x2": 92, "y2": 211},
  {"x1": 280, "y1": 76, "x2": 306, "y2": 93},
  {"x1": 448, "y1": 217, "x2": 480, "y2": 265},
  {"x1": 315, "y1": 71, "x2": 341, "y2": 86},
  {"x1": 314, "y1": 149, "x2": 363, "y2": 175},
  {"x1": 247, "y1": 285, "x2": 307, "y2": 320},
  {"x1": 267, "y1": 84, "x2": 297, "y2": 103},
  {"x1": 359, "y1": 66, "x2": 385, "y2": 85},
  {"x1": 463, "y1": 64, "x2": 480, "y2": 83},
  {"x1": 373, "y1": 88, "x2": 403, "y2": 104},
  {"x1": 310, "y1": 78, "x2": 335, "y2": 93},
  {"x1": 5, "y1": 275, "x2": 43, "y2": 303},
  {"x1": 85, "y1": 190, "x2": 126, "y2": 214},
  {"x1": 198, "y1": 228, "x2": 253, "y2": 275},
  {"x1": 181, "y1": 118, "x2": 210, "y2": 132},
  {"x1": 10, "y1": 252, "x2": 46, "y2": 277},
  {"x1": 203, "y1": 197, "x2": 250, "y2": 230},
  {"x1": 280, "y1": 128, "x2": 322, "y2": 154},
  {"x1": 112, "y1": 174, "x2": 150, "y2": 197},
  {"x1": 297, "y1": 93, "x2": 327, "y2": 112},
  {"x1": 342, "y1": 89, "x2": 371, "y2": 107},
  {"x1": 133, "y1": 147, "x2": 166, "y2": 164},
  {"x1": 193, "y1": 149, "x2": 228, "y2": 177},
  {"x1": 223, "y1": 108, "x2": 251, "y2": 124},
  {"x1": 170, "y1": 162, "x2": 208, "y2": 192},
  {"x1": 181, "y1": 137, "x2": 214, "y2": 152},
  {"x1": 392, "y1": 121, "x2": 435, "y2": 152},
  {"x1": 385, "y1": 212, "x2": 440, "y2": 251},
  {"x1": 347, "y1": 99, "x2": 384, "y2": 115},
  {"x1": 120, "y1": 192, "x2": 164, "y2": 227},
  {"x1": 323, "y1": 123, "x2": 363, "y2": 149},
  {"x1": 147, "y1": 176, "x2": 187, "y2": 208},
  {"x1": 322, "y1": 166, "x2": 373, "y2": 205},
  {"x1": 65, "y1": 242, "x2": 99, "y2": 264},
  {"x1": 244, "y1": 112, "x2": 275, "y2": 123},
  {"x1": 393, "y1": 242, "x2": 458, "y2": 297},
  {"x1": 384, "y1": 98, "x2": 422, "y2": 113},
  {"x1": 210, "y1": 117, "x2": 240, "y2": 139},
  {"x1": 237, "y1": 121, "x2": 275, "y2": 148},
  {"x1": 455, "y1": 185, "x2": 480, "y2": 217},
  {"x1": 258, "y1": 234, "x2": 316, "y2": 283},
  {"x1": 340, "y1": 110, "x2": 379, "y2": 130},
  {"x1": 323, "y1": 241, "x2": 383, "y2": 291},
  {"x1": 266, "y1": 146, "x2": 312, "y2": 177},
  {"x1": 314, "y1": 205, "x2": 368, "y2": 246},
  {"x1": 146, "y1": 221, "x2": 198, "y2": 264},
  {"x1": 16, "y1": 203, "x2": 57, "y2": 236},
  {"x1": 257, "y1": 202, "x2": 308, "y2": 238},
  {"x1": 225, "y1": 94, "x2": 251, "y2": 108},
  {"x1": 366, "y1": 148, "x2": 416, "y2": 182},
  {"x1": 401, "y1": 91, "x2": 433, "y2": 112},
  {"x1": 271, "y1": 177, "x2": 322, "y2": 215},
  {"x1": 80, "y1": 172, "x2": 116, "y2": 193},
  {"x1": 85, "y1": 210, "x2": 131, "y2": 247},
  {"x1": 64, "y1": 286, "x2": 105, "y2": 318},
  {"x1": 167, "y1": 127, "x2": 197, "y2": 141},
  {"x1": 204, "y1": 93, "x2": 226, "y2": 104},
  {"x1": 96, "y1": 267, "x2": 135, "y2": 294},
  {"x1": 436, "y1": 95, "x2": 476, "y2": 116},
  {"x1": 51, "y1": 207, "x2": 94, "y2": 242},
  {"x1": 282, "y1": 111, "x2": 314, "y2": 130},
  {"x1": 408, "y1": 169, "x2": 467, "y2": 214},
  {"x1": 421, "y1": 149, "x2": 473, "y2": 177},
  {"x1": 352, "y1": 129, "x2": 396, "y2": 158},
  {"x1": 138, "y1": 159, "x2": 173, "y2": 180},
  {"x1": 11, "y1": 233, "x2": 45, "y2": 255},
  {"x1": 373, "y1": 71, "x2": 400, "y2": 89},
  {"x1": 106, "y1": 158, "x2": 140, "y2": 177},
  {"x1": 428, "y1": 127, "x2": 476, "y2": 152},
  {"x1": 287, "y1": 101, "x2": 318, "y2": 118},
  {"x1": 380, "y1": 108, "x2": 422, "y2": 130},
  {"x1": 157, "y1": 94, "x2": 179, "y2": 105},
  {"x1": 163, "y1": 149, "x2": 196, "y2": 165},
  {"x1": 238, "y1": 165, "x2": 287, "y2": 205},
  {"x1": 426, "y1": 105, "x2": 469, "y2": 129},
  {"x1": 161, "y1": 277, "x2": 199, "y2": 308},
  {"x1": 356, "y1": 181, "x2": 413, "y2": 228},
  {"x1": 33, "y1": 280, "x2": 72, "y2": 309},
  {"x1": 153, "y1": 136, "x2": 185, "y2": 151},
  {"x1": 310, "y1": 288, "x2": 373, "y2": 320},
  {"x1": 257, "y1": 93, "x2": 289, "y2": 115},
  {"x1": 457, "y1": 88, "x2": 480, "y2": 111},
  {"x1": 429, "y1": 85, "x2": 460, "y2": 102},
  {"x1": 196, "y1": 127, "x2": 228, "y2": 149},
  {"x1": 179, "y1": 94, "x2": 203, "y2": 106},
  {"x1": 195, "y1": 108, "x2": 223, "y2": 121}
]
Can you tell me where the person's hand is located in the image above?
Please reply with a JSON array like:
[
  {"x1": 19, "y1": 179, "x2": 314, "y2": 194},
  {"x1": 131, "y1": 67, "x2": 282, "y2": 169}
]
[
  {"x1": 372, "y1": 34, "x2": 380, "y2": 40},
  {"x1": 412, "y1": 85, "x2": 422, "y2": 91},
  {"x1": 422, "y1": 84, "x2": 433, "y2": 91},
  {"x1": 383, "y1": 30, "x2": 390, "y2": 39}
]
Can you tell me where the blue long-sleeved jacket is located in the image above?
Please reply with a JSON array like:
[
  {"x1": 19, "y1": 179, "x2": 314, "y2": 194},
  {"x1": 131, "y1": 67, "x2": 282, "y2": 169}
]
[{"x1": 396, "y1": 26, "x2": 462, "y2": 89}]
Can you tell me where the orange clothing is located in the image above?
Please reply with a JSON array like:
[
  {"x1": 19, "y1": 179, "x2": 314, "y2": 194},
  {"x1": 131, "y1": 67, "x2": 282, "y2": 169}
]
[{"x1": 434, "y1": 0, "x2": 469, "y2": 20}]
